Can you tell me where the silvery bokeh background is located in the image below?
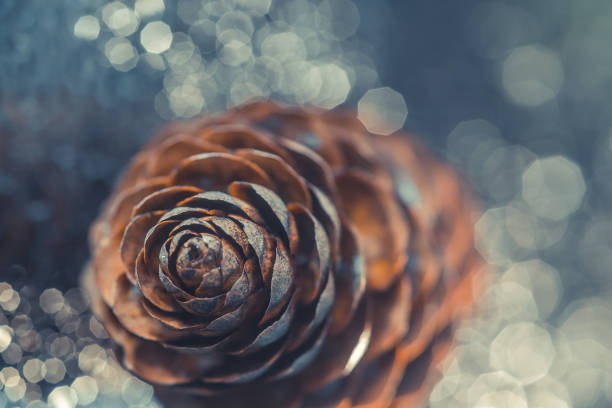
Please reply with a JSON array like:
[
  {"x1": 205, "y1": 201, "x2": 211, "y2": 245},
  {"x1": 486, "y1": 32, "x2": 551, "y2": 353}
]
[{"x1": 1, "y1": 0, "x2": 611, "y2": 407}]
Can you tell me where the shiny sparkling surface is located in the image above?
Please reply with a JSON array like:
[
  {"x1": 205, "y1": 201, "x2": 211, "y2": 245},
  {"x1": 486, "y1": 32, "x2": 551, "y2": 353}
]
[
  {"x1": 58, "y1": 0, "x2": 377, "y2": 117},
  {"x1": 436, "y1": 82, "x2": 611, "y2": 406},
  {"x1": 0, "y1": 283, "x2": 160, "y2": 407},
  {"x1": 2, "y1": 0, "x2": 612, "y2": 407},
  {"x1": 357, "y1": 87, "x2": 408, "y2": 135}
]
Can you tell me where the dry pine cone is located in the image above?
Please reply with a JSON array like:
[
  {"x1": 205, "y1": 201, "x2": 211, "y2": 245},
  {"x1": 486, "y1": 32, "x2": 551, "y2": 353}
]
[{"x1": 84, "y1": 101, "x2": 484, "y2": 407}]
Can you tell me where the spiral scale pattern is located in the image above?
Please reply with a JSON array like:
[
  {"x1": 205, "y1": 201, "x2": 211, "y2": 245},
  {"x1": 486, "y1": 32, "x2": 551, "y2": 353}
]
[{"x1": 84, "y1": 101, "x2": 483, "y2": 408}]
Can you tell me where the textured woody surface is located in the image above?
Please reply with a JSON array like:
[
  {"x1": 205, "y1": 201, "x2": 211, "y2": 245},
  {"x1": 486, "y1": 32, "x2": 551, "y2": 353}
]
[{"x1": 83, "y1": 101, "x2": 484, "y2": 408}]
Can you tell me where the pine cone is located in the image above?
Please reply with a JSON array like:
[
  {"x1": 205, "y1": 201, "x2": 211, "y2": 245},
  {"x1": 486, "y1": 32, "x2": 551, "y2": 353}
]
[{"x1": 83, "y1": 101, "x2": 484, "y2": 408}]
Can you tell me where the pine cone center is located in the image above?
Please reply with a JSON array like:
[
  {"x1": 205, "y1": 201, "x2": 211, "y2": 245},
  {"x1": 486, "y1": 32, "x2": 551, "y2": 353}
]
[{"x1": 174, "y1": 233, "x2": 223, "y2": 293}]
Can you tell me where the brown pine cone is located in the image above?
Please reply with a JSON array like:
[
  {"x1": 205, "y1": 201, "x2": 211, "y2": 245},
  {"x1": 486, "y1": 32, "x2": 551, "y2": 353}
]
[{"x1": 83, "y1": 100, "x2": 484, "y2": 408}]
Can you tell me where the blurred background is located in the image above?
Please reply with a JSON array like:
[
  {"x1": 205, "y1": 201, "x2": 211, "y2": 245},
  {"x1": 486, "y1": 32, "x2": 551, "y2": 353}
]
[{"x1": 1, "y1": 0, "x2": 611, "y2": 407}]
